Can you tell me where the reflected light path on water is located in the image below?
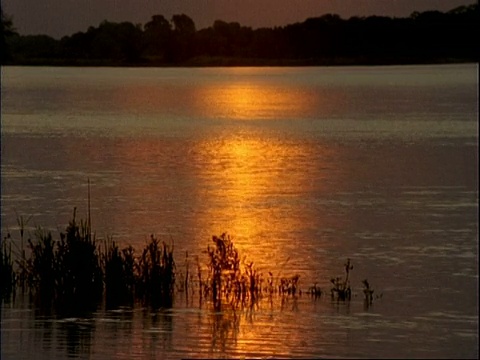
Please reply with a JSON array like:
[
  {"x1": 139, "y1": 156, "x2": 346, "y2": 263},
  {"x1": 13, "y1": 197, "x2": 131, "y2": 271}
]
[
  {"x1": 0, "y1": 295, "x2": 368, "y2": 359},
  {"x1": 1, "y1": 65, "x2": 477, "y2": 359},
  {"x1": 194, "y1": 81, "x2": 318, "y2": 120},
  {"x1": 86, "y1": 67, "x2": 326, "y2": 125},
  {"x1": 75, "y1": 127, "x2": 342, "y2": 282},
  {"x1": 44, "y1": 74, "x2": 345, "y2": 282},
  {"x1": 191, "y1": 132, "x2": 340, "y2": 277}
]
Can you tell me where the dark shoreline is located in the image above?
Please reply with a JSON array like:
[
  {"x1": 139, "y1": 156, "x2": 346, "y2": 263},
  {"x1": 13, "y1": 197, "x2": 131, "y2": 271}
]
[
  {"x1": 2, "y1": 56, "x2": 477, "y2": 68},
  {"x1": 3, "y1": 4, "x2": 477, "y2": 68}
]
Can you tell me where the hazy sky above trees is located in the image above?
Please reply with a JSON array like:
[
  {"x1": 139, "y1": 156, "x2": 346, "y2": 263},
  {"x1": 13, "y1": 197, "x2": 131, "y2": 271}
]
[{"x1": 2, "y1": 0, "x2": 472, "y2": 39}]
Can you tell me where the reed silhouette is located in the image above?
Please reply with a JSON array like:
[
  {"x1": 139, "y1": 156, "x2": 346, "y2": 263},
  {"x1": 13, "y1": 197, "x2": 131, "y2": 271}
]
[
  {"x1": 136, "y1": 235, "x2": 175, "y2": 308},
  {"x1": 103, "y1": 238, "x2": 135, "y2": 308},
  {"x1": 0, "y1": 233, "x2": 15, "y2": 299},
  {"x1": 330, "y1": 258, "x2": 353, "y2": 301},
  {"x1": 1, "y1": 210, "x2": 379, "y2": 314}
]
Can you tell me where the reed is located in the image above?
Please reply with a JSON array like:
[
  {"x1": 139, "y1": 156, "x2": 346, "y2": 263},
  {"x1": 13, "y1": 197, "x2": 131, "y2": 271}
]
[
  {"x1": 56, "y1": 208, "x2": 103, "y2": 310},
  {"x1": 16, "y1": 213, "x2": 177, "y2": 310},
  {"x1": 103, "y1": 238, "x2": 135, "y2": 308},
  {"x1": 203, "y1": 233, "x2": 240, "y2": 308},
  {"x1": 362, "y1": 279, "x2": 375, "y2": 305},
  {"x1": 202, "y1": 233, "x2": 271, "y2": 309},
  {"x1": 136, "y1": 235, "x2": 175, "y2": 308},
  {"x1": 20, "y1": 209, "x2": 103, "y2": 312},
  {"x1": 26, "y1": 228, "x2": 56, "y2": 302},
  {"x1": 3, "y1": 208, "x2": 382, "y2": 313},
  {"x1": 306, "y1": 282, "x2": 322, "y2": 298},
  {"x1": 14, "y1": 212, "x2": 32, "y2": 291},
  {"x1": 0, "y1": 233, "x2": 16, "y2": 299},
  {"x1": 176, "y1": 251, "x2": 195, "y2": 299},
  {"x1": 278, "y1": 274, "x2": 300, "y2": 296},
  {"x1": 330, "y1": 258, "x2": 353, "y2": 301}
]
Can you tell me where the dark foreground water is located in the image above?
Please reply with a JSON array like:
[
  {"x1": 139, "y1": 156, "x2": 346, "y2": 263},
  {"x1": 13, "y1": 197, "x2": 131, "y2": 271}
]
[{"x1": 1, "y1": 64, "x2": 478, "y2": 358}]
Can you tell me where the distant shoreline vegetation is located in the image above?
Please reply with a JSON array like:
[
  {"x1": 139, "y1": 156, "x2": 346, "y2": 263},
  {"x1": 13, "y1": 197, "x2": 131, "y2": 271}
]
[{"x1": 1, "y1": 4, "x2": 478, "y2": 67}]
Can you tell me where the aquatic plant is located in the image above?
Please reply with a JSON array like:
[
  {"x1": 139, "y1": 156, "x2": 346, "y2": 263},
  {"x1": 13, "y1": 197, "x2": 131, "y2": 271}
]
[
  {"x1": 203, "y1": 233, "x2": 264, "y2": 309},
  {"x1": 10, "y1": 208, "x2": 104, "y2": 313},
  {"x1": 14, "y1": 212, "x2": 32, "y2": 291},
  {"x1": 266, "y1": 271, "x2": 275, "y2": 295},
  {"x1": 0, "y1": 234, "x2": 16, "y2": 299},
  {"x1": 362, "y1": 279, "x2": 374, "y2": 305},
  {"x1": 278, "y1": 274, "x2": 300, "y2": 296},
  {"x1": 25, "y1": 228, "x2": 56, "y2": 302},
  {"x1": 103, "y1": 238, "x2": 135, "y2": 308},
  {"x1": 136, "y1": 235, "x2": 175, "y2": 308},
  {"x1": 55, "y1": 208, "x2": 104, "y2": 310},
  {"x1": 3, "y1": 203, "x2": 384, "y2": 315},
  {"x1": 176, "y1": 251, "x2": 196, "y2": 303},
  {"x1": 7, "y1": 209, "x2": 178, "y2": 311},
  {"x1": 204, "y1": 233, "x2": 235, "y2": 307},
  {"x1": 245, "y1": 261, "x2": 262, "y2": 300},
  {"x1": 306, "y1": 282, "x2": 322, "y2": 298},
  {"x1": 330, "y1": 258, "x2": 353, "y2": 301}
]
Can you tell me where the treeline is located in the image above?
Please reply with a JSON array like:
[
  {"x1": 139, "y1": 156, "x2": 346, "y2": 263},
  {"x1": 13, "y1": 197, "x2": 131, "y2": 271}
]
[{"x1": 1, "y1": 4, "x2": 478, "y2": 66}]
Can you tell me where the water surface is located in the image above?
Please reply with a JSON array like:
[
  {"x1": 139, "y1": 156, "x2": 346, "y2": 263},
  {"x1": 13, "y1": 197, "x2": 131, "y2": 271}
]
[{"x1": 1, "y1": 64, "x2": 478, "y2": 359}]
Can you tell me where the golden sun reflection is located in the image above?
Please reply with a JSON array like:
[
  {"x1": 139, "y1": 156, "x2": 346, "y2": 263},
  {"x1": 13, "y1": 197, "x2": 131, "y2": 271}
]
[
  {"x1": 195, "y1": 82, "x2": 315, "y2": 120},
  {"x1": 59, "y1": 131, "x2": 341, "y2": 285},
  {"x1": 192, "y1": 132, "x2": 340, "y2": 277}
]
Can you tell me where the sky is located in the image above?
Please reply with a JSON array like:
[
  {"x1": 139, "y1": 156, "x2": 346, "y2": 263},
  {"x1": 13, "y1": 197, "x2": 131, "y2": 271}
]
[{"x1": 2, "y1": 0, "x2": 473, "y2": 39}]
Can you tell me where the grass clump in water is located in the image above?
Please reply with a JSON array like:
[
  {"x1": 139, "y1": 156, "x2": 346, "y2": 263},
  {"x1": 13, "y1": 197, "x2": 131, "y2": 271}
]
[
  {"x1": 103, "y1": 238, "x2": 135, "y2": 308},
  {"x1": 25, "y1": 228, "x2": 57, "y2": 306},
  {"x1": 56, "y1": 209, "x2": 103, "y2": 310},
  {"x1": 202, "y1": 233, "x2": 265, "y2": 309},
  {"x1": 200, "y1": 233, "x2": 304, "y2": 309},
  {"x1": 330, "y1": 258, "x2": 353, "y2": 301},
  {"x1": 3, "y1": 207, "x2": 382, "y2": 313},
  {"x1": 22, "y1": 208, "x2": 103, "y2": 312},
  {"x1": 4, "y1": 210, "x2": 178, "y2": 311},
  {"x1": 362, "y1": 279, "x2": 376, "y2": 306},
  {"x1": 203, "y1": 233, "x2": 240, "y2": 308},
  {"x1": 306, "y1": 282, "x2": 322, "y2": 298},
  {"x1": 136, "y1": 235, "x2": 175, "y2": 308},
  {"x1": 1, "y1": 234, "x2": 16, "y2": 300},
  {"x1": 278, "y1": 274, "x2": 300, "y2": 296}
]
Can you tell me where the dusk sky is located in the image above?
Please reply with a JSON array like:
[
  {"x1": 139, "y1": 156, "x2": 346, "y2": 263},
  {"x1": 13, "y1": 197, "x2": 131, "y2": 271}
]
[{"x1": 2, "y1": 0, "x2": 473, "y2": 39}]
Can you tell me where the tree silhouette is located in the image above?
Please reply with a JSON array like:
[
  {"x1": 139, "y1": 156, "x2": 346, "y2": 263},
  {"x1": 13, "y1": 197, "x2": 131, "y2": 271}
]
[
  {"x1": 1, "y1": 6, "x2": 17, "y2": 63},
  {"x1": 144, "y1": 15, "x2": 172, "y2": 60},
  {"x1": 2, "y1": 4, "x2": 478, "y2": 66},
  {"x1": 58, "y1": 20, "x2": 143, "y2": 63},
  {"x1": 169, "y1": 14, "x2": 196, "y2": 62}
]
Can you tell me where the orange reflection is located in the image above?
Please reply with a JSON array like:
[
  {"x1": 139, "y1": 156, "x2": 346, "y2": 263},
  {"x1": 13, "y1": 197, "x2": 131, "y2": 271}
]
[
  {"x1": 195, "y1": 83, "x2": 316, "y2": 120},
  {"x1": 104, "y1": 68, "x2": 338, "y2": 122},
  {"x1": 58, "y1": 130, "x2": 343, "y2": 281},
  {"x1": 192, "y1": 133, "x2": 341, "y2": 277},
  {"x1": 202, "y1": 297, "x2": 336, "y2": 357},
  {"x1": 46, "y1": 122, "x2": 346, "y2": 357}
]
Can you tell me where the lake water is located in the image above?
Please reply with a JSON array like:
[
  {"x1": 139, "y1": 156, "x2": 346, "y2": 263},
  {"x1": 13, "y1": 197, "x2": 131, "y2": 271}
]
[{"x1": 1, "y1": 64, "x2": 478, "y2": 359}]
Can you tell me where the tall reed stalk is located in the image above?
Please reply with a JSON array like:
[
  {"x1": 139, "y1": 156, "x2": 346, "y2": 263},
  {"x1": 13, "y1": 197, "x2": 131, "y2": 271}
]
[
  {"x1": 14, "y1": 212, "x2": 32, "y2": 291},
  {"x1": 103, "y1": 238, "x2": 135, "y2": 308},
  {"x1": 203, "y1": 233, "x2": 266, "y2": 309},
  {"x1": 330, "y1": 258, "x2": 353, "y2": 301},
  {"x1": 136, "y1": 235, "x2": 175, "y2": 308},
  {"x1": 1, "y1": 234, "x2": 15, "y2": 299},
  {"x1": 26, "y1": 228, "x2": 56, "y2": 304}
]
